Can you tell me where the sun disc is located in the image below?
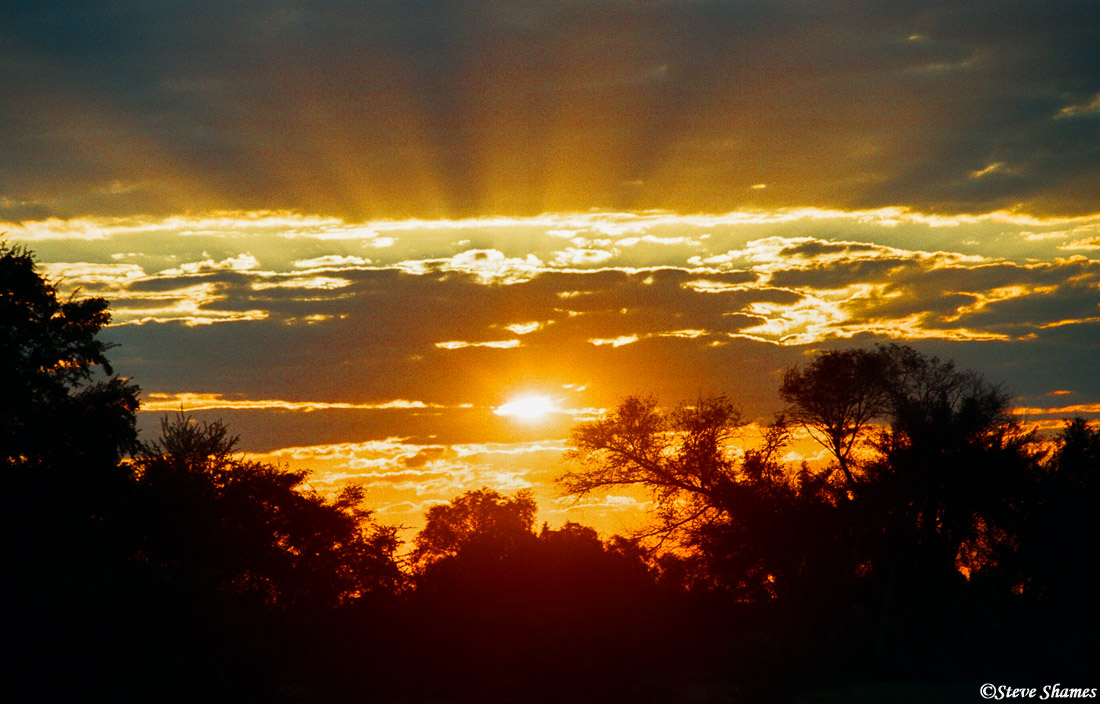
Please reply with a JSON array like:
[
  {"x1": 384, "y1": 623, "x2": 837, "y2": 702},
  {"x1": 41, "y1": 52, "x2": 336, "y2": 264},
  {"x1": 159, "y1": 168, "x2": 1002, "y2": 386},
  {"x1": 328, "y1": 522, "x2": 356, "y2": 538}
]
[{"x1": 494, "y1": 395, "x2": 558, "y2": 422}]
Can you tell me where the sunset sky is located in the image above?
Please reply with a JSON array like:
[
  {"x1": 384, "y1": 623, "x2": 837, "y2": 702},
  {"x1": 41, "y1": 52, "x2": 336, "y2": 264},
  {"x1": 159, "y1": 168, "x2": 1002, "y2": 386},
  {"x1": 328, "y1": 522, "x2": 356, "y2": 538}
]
[{"x1": 4, "y1": 1, "x2": 1099, "y2": 535}]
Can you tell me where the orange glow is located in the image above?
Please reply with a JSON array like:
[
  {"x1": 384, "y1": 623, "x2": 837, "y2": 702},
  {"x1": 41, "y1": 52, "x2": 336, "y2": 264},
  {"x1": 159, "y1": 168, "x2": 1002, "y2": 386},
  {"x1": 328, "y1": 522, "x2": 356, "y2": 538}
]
[{"x1": 494, "y1": 395, "x2": 560, "y2": 422}]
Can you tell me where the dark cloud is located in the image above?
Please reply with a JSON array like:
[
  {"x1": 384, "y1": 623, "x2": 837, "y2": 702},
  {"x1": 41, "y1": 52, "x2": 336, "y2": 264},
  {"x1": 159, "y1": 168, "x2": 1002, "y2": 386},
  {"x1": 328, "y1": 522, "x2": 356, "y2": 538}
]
[
  {"x1": 82, "y1": 245, "x2": 1092, "y2": 452},
  {"x1": 3, "y1": 1, "x2": 1099, "y2": 219}
]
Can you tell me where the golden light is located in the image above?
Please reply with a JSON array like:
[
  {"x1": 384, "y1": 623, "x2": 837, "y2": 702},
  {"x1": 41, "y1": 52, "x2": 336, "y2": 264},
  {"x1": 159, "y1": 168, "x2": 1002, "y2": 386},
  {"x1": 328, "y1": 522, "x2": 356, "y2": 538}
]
[{"x1": 494, "y1": 395, "x2": 560, "y2": 422}]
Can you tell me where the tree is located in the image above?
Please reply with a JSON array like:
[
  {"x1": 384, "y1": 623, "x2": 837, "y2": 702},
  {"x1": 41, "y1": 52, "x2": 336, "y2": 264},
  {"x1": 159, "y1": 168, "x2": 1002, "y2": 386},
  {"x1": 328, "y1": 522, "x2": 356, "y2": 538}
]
[
  {"x1": 778, "y1": 344, "x2": 1048, "y2": 665},
  {"x1": 404, "y1": 490, "x2": 681, "y2": 701},
  {"x1": 562, "y1": 396, "x2": 747, "y2": 545},
  {"x1": 0, "y1": 243, "x2": 139, "y2": 468},
  {"x1": 0, "y1": 245, "x2": 414, "y2": 699},
  {"x1": 1007, "y1": 417, "x2": 1100, "y2": 604},
  {"x1": 561, "y1": 395, "x2": 842, "y2": 601},
  {"x1": 132, "y1": 413, "x2": 402, "y2": 608},
  {"x1": 780, "y1": 344, "x2": 1034, "y2": 578},
  {"x1": 564, "y1": 346, "x2": 1044, "y2": 607},
  {"x1": 864, "y1": 346, "x2": 1031, "y2": 582},
  {"x1": 411, "y1": 487, "x2": 537, "y2": 567},
  {"x1": 2, "y1": 244, "x2": 143, "y2": 700},
  {"x1": 779, "y1": 348, "x2": 889, "y2": 487},
  {"x1": 0, "y1": 243, "x2": 140, "y2": 557}
]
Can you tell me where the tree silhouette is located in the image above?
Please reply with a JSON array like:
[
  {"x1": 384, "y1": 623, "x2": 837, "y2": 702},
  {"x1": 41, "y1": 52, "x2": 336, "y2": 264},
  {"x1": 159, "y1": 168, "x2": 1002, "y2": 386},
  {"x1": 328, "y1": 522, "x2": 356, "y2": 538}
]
[
  {"x1": 1, "y1": 243, "x2": 140, "y2": 553},
  {"x1": 779, "y1": 344, "x2": 1036, "y2": 584},
  {"x1": 562, "y1": 396, "x2": 750, "y2": 544},
  {"x1": 133, "y1": 412, "x2": 403, "y2": 608},
  {"x1": 95, "y1": 413, "x2": 408, "y2": 700},
  {"x1": 405, "y1": 489, "x2": 691, "y2": 702},
  {"x1": 2, "y1": 243, "x2": 145, "y2": 699},
  {"x1": 779, "y1": 347, "x2": 889, "y2": 487},
  {"x1": 6, "y1": 242, "x2": 1094, "y2": 700},
  {"x1": 561, "y1": 395, "x2": 850, "y2": 605},
  {"x1": 563, "y1": 346, "x2": 1047, "y2": 615},
  {"x1": 411, "y1": 486, "x2": 537, "y2": 567},
  {"x1": 861, "y1": 347, "x2": 1032, "y2": 588},
  {"x1": 1009, "y1": 418, "x2": 1100, "y2": 606}
]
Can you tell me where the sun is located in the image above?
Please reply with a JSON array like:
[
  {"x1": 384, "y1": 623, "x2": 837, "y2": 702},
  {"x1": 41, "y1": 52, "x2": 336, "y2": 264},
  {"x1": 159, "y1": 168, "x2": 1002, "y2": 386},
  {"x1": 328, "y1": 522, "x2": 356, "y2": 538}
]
[{"x1": 494, "y1": 395, "x2": 560, "y2": 422}]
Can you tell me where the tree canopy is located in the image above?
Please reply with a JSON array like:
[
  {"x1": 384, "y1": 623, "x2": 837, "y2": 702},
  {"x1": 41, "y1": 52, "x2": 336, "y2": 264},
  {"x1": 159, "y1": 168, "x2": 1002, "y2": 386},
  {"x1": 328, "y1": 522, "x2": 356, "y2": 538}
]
[
  {"x1": 132, "y1": 413, "x2": 403, "y2": 608},
  {"x1": 562, "y1": 345, "x2": 1045, "y2": 611},
  {"x1": 412, "y1": 486, "x2": 538, "y2": 567},
  {"x1": 779, "y1": 347, "x2": 888, "y2": 486},
  {"x1": 1, "y1": 243, "x2": 140, "y2": 562},
  {"x1": 0, "y1": 243, "x2": 139, "y2": 469}
]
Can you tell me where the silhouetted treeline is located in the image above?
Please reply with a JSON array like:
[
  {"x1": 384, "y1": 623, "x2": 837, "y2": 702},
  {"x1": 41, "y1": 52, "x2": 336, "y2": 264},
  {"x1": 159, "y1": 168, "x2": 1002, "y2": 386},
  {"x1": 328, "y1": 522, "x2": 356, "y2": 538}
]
[
  {"x1": 3, "y1": 243, "x2": 1098, "y2": 702},
  {"x1": 564, "y1": 346, "x2": 1100, "y2": 696}
]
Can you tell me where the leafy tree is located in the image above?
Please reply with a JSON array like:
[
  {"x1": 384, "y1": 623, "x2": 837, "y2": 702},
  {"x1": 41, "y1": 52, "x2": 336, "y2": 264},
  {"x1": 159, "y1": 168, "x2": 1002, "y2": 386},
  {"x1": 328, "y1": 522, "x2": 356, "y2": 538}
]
[
  {"x1": 0, "y1": 244, "x2": 414, "y2": 699},
  {"x1": 0, "y1": 243, "x2": 139, "y2": 469},
  {"x1": 775, "y1": 344, "x2": 1045, "y2": 663},
  {"x1": 1, "y1": 243, "x2": 142, "y2": 699},
  {"x1": 561, "y1": 395, "x2": 845, "y2": 603},
  {"x1": 411, "y1": 486, "x2": 537, "y2": 567},
  {"x1": 132, "y1": 413, "x2": 402, "y2": 608},
  {"x1": 1008, "y1": 417, "x2": 1100, "y2": 604},
  {"x1": 853, "y1": 347, "x2": 1032, "y2": 586},
  {"x1": 0, "y1": 243, "x2": 139, "y2": 560},
  {"x1": 779, "y1": 348, "x2": 889, "y2": 487},
  {"x1": 562, "y1": 396, "x2": 747, "y2": 545},
  {"x1": 780, "y1": 344, "x2": 1034, "y2": 576},
  {"x1": 564, "y1": 346, "x2": 1043, "y2": 610},
  {"x1": 405, "y1": 490, "x2": 684, "y2": 701}
]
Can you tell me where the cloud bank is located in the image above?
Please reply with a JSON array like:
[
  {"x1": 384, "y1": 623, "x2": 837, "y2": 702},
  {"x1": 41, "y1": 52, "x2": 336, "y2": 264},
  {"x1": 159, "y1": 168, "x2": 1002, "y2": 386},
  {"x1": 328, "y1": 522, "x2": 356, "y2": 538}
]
[{"x1": 3, "y1": 1, "x2": 1099, "y2": 220}]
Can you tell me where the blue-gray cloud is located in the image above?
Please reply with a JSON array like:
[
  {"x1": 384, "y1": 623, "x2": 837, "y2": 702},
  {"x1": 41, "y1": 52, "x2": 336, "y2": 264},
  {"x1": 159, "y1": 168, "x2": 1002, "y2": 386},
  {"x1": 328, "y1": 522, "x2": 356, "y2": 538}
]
[{"x1": 3, "y1": 1, "x2": 1099, "y2": 220}]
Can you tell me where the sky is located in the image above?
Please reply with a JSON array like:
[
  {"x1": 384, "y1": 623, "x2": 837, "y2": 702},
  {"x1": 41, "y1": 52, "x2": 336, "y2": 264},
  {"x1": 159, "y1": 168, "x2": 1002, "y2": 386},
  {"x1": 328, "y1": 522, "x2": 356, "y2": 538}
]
[{"x1": 4, "y1": 1, "x2": 1099, "y2": 536}]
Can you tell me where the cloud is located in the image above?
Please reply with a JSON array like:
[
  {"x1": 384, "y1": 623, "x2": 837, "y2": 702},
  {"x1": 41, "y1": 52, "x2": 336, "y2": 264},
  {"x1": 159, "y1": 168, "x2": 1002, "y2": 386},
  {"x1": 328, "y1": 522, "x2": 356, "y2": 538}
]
[
  {"x1": 3, "y1": 3, "x2": 1100, "y2": 219},
  {"x1": 1013, "y1": 403, "x2": 1100, "y2": 417},
  {"x1": 251, "y1": 275, "x2": 351, "y2": 290},
  {"x1": 552, "y1": 247, "x2": 616, "y2": 266},
  {"x1": 8, "y1": 211, "x2": 1096, "y2": 523},
  {"x1": 503, "y1": 321, "x2": 550, "y2": 335},
  {"x1": 243, "y1": 436, "x2": 570, "y2": 534},
  {"x1": 141, "y1": 393, "x2": 457, "y2": 413},
  {"x1": 3, "y1": 0, "x2": 1097, "y2": 548},
  {"x1": 1061, "y1": 236, "x2": 1100, "y2": 251},
  {"x1": 399, "y1": 249, "x2": 545, "y2": 284},
  {"x1": 38, "y1": 261, "x2": 147, "y2": 287},
  {"x1": 589, "y1": 335, "x2": 640, "y2": 348},
  {"x1": 435, "y1": 339, "x2": 522, "y2": 350},
  {"x1": 16, "y1": 214, "x2": 1098, "y2": 356},
  {"x1": 293, "y1": 254, "x2": 371, "y2": 269},
  {"x1": 159, "y1": 253, "x2": 261, "y2": 275},
  {"x1": 703, "y1": 236, "x2": 987, "y2": 275},
  {"x1": 1056, "y1": 93, "x2": 1100, "y2": 118}
]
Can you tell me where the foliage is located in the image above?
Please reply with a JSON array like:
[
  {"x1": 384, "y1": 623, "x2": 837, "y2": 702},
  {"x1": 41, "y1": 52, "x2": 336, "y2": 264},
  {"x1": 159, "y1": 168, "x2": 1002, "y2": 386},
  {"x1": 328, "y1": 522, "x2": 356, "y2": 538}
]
[
  {"x1": 405, "y1": 489, "x2": 683, "y2": 701},
  {"x1": 564, "y1": 395, "x2": 842, "y2": 602},
  {"x1": 1006, "y1": 418, "x2": 1100, "y2": 604},
  {"x1": 0, "y1": 242, "x2": 140, "y2": 560},
  {"x1": 563, "y1": 345, "x2": 1044, "y2": 610},
  {"x1": 779, "y1": 347, "x2": 889, "y2": 486},
  {"x1": 779, "y1": 344, "x2": 1039, "y2": 589},
  {"x1": 412, "y1": 486, "x2": 538, "y2": 567},
  {"x1": 132, "y1": 413, "x2": 403, "y2": 607},
  {"x1": 0, "y1": 243, "x2": 139, "y2": 468},
  {"x1": 563, "y1": 396, "x2": 751, "y2": 543},
  {"x1": 778, "y1": 344, "x2": 1020, "y2": 489}
]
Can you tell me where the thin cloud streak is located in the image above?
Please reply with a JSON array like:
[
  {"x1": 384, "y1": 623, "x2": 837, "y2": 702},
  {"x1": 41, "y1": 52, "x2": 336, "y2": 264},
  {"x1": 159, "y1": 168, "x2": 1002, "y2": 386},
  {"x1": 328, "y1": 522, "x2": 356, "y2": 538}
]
[{"x1": 142, "y1": 393, "x2": 465, "y2": 413}]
